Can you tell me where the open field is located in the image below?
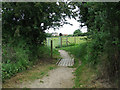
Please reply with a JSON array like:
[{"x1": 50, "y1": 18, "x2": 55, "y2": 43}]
[{"x1": 46, "y1": 36, "x2": 87, "y2": 48}]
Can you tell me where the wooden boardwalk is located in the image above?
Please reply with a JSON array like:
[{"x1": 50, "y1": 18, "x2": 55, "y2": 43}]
[
  {"x1": 57, "y1": 50, "x2": 74, "y2": 66},
  {"x1": 57, "y1": 59, "x2": 74, "y2": 66}
]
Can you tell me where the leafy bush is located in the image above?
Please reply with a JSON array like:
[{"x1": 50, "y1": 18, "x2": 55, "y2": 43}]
[
  {"x1": 38, "y1": 46, "x2": 51, "y2": 58},
  {"x1": 2, "y1": 40, "x2": 30, "y2": 80},
  {"x1": 2, "y1": 40, "x2": 53, "y2": 81},
  {"x1": 2, "y1": 2, "x2": 76, "y2": 82},
  {"x1": 76, "y1": 2, "x2": 120, "y2": 87}
]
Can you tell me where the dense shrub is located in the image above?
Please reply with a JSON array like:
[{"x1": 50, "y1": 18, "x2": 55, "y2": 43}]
[
  {"x1": 75, "y1": 2, "x2": 120, "y2": 87},
  {"x1": 2, "y1": 39, "x2": 52, "y2": 81},
  {"x1": 2, "y1": 2, "x2": 76, "y2": 82}
]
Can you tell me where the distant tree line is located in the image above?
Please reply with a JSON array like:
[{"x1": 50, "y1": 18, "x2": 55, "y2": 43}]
[{"x1": 73, "y1": 29, "x2": 88, "y2": 36}]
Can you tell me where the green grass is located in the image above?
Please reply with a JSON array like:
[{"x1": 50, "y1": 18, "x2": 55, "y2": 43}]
[
  {"x1": 60, "y1": 42, "x2": 87, "y2": 65},
  {"x1": 2, "y1": 43, "x2": 61, "y2": 87},
  {"x1": 61, "y1": 42, "x2": 101, "y2": 88},
  {"x1": 73, "y1": 63, "x2": 97, "y2": 88},
  {"x1": 49, "y1": 66, "x2": 56, "y2": 70},
  {"x1": 46, "y1": 36, "x2": 86, "y2": 48},
  {"x1": 52, "y1": 48, "x2": 61, "y2": 60}
]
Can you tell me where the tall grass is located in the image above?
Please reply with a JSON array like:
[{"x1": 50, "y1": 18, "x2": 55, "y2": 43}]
[
  {"x1": 2, "y1": 42, "x2": 58, "y2": 82},
  {"x1": 61, "y1": 42, "x2": 99, "y2": 88},
  {"x1": 62, "y1": 41, "x2": 117, "y2": 88},
  {"x1": 61, "y1": 42, "x2": 88, "y2": 65}
]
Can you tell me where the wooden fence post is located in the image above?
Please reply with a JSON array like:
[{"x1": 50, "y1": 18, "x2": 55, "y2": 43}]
[
  {"x1": 74, "y1": 36, "x2": 76, "y2": 44},
  {"x1": 61, "y1": 37, "x2": 62, "y2": 47},
  {"x1": 47, "y1": 38, "x2": 49, "y2": 46},
  {"x1": 59, "y1": 37, "x2": 62, "y2": 47},
  {"x1": 51, "y1": 40, "x2": 53, "y2": 58},
  {"x1": 59, "y1": 37, "x2": 61, "y2": 47},
  {"x1": 66, "y1": 37, "x2": 68, "y2": 46}
]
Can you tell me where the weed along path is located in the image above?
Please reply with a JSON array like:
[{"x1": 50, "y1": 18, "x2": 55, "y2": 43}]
[{"x1": 3, "y1": 50, "x2": 75, "y2": 88}]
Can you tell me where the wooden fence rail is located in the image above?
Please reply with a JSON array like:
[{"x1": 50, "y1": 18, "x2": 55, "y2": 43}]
[{"x1": 46, "y1": 36, "x2": 86, "y2": 48}]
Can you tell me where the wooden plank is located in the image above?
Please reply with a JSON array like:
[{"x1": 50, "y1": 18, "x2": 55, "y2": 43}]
[
  {"x1": 51, "y1": 40, "x2": 53, "y2": 58},
  {"x1": 57, "y1": 58, "x2": 74, "y2": 66},
  {"x1": 56, "y1": 58, "x2": 62, "y2": 65},
  {"x1": 62, "y1": 59, "x2": 65, "y2": 66}
]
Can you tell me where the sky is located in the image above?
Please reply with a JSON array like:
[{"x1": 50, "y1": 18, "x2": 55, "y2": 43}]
[{"x1": 45, "y1": 18, "x2": 87, "y2": 35}]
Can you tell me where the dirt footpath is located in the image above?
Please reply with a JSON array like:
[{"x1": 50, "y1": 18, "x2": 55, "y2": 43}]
[
  {"x1": 58, "y1": 50, "x2": 72, "y2": 59},
  {"x1": 17, "y1": 50, "x2": 75, "y2": 88},
  {"x1": 19, "y1": 67, "x2": 75, "y2": 88}
]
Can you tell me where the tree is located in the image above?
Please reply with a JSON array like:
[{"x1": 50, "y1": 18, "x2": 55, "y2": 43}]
[
  {"x1": 2, "y1": 2, "x2": 78, "y2": 64},
  {"x1": 73, "y1": 29, "x2": 82, "y2": 36},
  {"x1": 2, "y1": 2, "x2": 76, "y2": 45},
  {"x1": 75, "y1": 2, "x2": 120, "y2": 86},
  {"x1": 45, "y1": 33, "x2": 52, "y2": 37},
  {"x1": 2, "y1": 2, "x2": 77, "y2": 54},
  {"x1": 2, "y1": 2, "x2": 78, "y2": 80},
  {"x1": 59, "y1": 33, "x2": 62, "y2": 36}
]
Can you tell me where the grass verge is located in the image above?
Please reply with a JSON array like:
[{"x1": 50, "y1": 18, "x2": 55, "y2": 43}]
[{"x1": 60, "y1": 42, "x2": 111, "y2": 88}]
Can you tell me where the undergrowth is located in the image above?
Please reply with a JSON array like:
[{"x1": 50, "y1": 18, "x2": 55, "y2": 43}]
[
  {"x1": 2, "y1": 42, "x2": 59, "y2": 82},
  {"x1": 61, "y1": 42, "x2": 111, "y2": 88}
]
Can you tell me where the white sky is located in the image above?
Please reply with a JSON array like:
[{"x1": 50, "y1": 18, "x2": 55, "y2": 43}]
[{"x1": 45, "y1": 18, "x2": 87, "y2": 35}]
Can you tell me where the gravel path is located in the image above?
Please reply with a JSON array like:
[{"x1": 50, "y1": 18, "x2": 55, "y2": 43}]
[{"x1": 18, "y1": 50, "x2": 75, "y2": 88}]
